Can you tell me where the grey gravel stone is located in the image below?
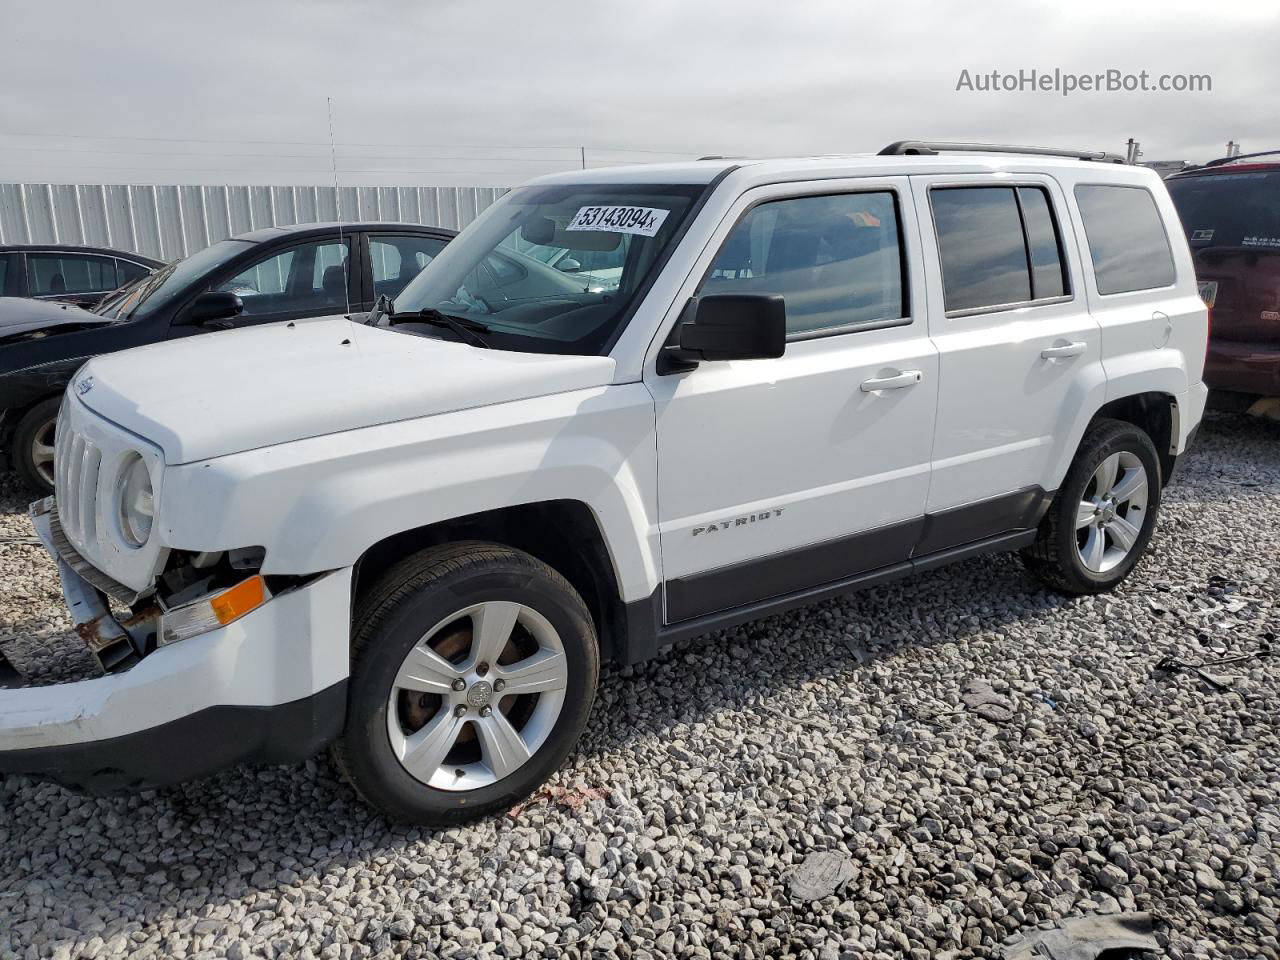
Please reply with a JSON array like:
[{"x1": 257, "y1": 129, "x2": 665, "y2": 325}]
[{"x1": 0, "y1": 413, "x2": 1277, "y2": 959}]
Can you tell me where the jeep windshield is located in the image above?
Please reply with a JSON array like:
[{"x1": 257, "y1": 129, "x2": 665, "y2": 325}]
[
  {"x1": 390, "y1": 183, "x2": 703, "y2": 354},
  {"x1": 94, "y1": 239, "x2": 254, "y2": 321}
]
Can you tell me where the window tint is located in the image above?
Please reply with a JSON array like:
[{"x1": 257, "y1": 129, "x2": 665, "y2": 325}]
[
  {"x1": 115, "y1": 259, "x2": 152, "y2": 286},
  {"x1": 700, "y1": 191, "x2": 905, "y2": 336},
  {"x1": 1018, "y1": 187, "x2": 1067, "y2": 299},
  {"x1": 27, "y1": 254, "x2": 118, "y2": 296},
  {"x1": 1166, "y1": 171, "x2": 1280, "y2": 249},
  {"x1": 370, "y1": 235, "x2": 448, "y2": 300},
  {"x1": 215, "y1": 240, "x2": 349, "y2": 317},
  {"x1": 931, "y1": 188, "x2": 1031, "y2": 312},
  {"x1": 0, "y1": 254, "x2": 15, "y2": 296},
  {"x1": 1075, "y1": 185, "x2": 1176, "y2": 295}
]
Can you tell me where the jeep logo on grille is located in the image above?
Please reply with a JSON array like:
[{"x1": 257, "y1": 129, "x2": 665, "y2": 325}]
[{"x1": 75, "y1": 376, "x2": 94, "y2": 396}]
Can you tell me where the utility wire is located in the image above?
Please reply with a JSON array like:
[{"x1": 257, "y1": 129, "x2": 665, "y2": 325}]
[{"x1": 0, "y1": 131, "x2": 698, "y2": 156}]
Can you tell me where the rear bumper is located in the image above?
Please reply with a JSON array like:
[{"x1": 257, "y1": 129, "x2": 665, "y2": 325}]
[
  {"x1": 0, "y1": 526, "x2": 353, "y2": 792},
  {"x1": 1205, "y1": 340, "x2": 1280, "y2": 397}
]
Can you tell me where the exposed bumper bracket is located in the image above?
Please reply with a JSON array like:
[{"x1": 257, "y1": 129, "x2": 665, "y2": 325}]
[{"x1": 30, "y1": 500, "x2": 141, "y2": 672}]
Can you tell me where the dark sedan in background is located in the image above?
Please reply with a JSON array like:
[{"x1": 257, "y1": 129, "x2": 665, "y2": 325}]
[
  {"x1": 0, "y1": 244, "x2": 164, "y2": 308},
  {"x1": 0, "y1": 222, "x2": 456, "y2": 491}
]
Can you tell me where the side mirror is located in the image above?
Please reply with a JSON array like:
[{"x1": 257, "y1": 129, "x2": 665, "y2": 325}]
[
  {"x1": 661, "y1": 294, "x2": 786, "y2": 372},
  {"x1": 556, "y1": 257, "x2": 582, "y2": 273},
  {"x1": 187, "y1": 290, "x2": 244, "y2": 325}
]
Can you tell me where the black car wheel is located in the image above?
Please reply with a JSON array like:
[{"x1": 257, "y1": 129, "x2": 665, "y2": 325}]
[
  {"x1": 12, "y1": 397, "x2": 62, "y2": 495},
  {"x1": 333, "y1": 541, "x2": 599, "y2": 825}
]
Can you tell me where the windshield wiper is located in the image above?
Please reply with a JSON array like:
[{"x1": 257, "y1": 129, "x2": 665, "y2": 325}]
[{"x1": 386, "y1": 304, "x2": 492, "y2": 349}]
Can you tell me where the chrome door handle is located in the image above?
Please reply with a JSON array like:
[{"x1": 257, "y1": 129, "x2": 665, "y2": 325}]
[
  {"x1": 860, "y1": 370, "x2": 923, "y2": 392},
  {"x1": 1041, "y1": 341, "x2": 1086, "y2": 359}
]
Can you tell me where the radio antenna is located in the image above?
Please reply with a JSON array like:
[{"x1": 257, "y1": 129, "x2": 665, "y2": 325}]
[{"x1": 326, "y1": 96, "x2": 351, "y2": 316}]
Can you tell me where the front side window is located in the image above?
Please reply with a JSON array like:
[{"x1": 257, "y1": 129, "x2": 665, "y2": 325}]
[
  {"x1": 27, "y1": 253, "x2": 117, "y2": 297},
  {"x1": 699, "y1": 191, "x2": 906, "y2": 336},
  {"x1": 393, "y1": 183, "x2": 703, "y2": 354},
  {"x1": 1074, "y1": 185, "x2": 1176, "y2": 295},
  {"x1": 215, "y1": 239, "x2": 350, "y2": 316},
  {"x1": 371, "y1": 235, "x2": 449, "y2": 300},
  {"x1": 105, "y1": 239, "x2": 253, "y2": 321}
]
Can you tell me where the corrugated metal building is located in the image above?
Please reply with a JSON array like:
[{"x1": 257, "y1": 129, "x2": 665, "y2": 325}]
[{"x1": 0, "y1": 183, "x2": 508, "y2": 262}]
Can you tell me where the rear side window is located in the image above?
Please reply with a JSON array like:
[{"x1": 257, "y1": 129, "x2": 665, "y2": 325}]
[
  {"x1": 930, "y1": 186, "x2": 1069, "y2": 313},
  {"x1": 1074, "y1": 185, "x2": 1176, "y2": 295},
  {"x1": 27, "y1": 253, "x2": 118, "y2": 296},
  {"x1": 700, "y1": 191, "x2": 906, "y2": 336}
]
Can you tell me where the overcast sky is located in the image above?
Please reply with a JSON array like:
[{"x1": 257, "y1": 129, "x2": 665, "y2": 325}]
[{"x1": 1, "y1": 0, "x2": 1276, "y2": 187}]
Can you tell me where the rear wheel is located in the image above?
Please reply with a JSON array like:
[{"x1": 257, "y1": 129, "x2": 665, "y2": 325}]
[
  {"x1": 1022, "y1": 418, "x2": 1162, "y2": 595},
  {"x1": 12, "y1": 397, "x2": 61, "y2": 495},
  {"x1": 333, "y1": 542, "x2": 598, "y2": 825}
]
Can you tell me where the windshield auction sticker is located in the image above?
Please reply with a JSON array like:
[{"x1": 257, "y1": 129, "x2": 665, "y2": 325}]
[{"x1": 566, "y1": 205, "x2": 670, "y2": 237}]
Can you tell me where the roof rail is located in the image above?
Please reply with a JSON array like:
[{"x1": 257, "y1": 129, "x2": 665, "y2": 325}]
[
  {"x1": 1201, "y1": 148, "x2": 1280, "y2": 168},
  {"x1": 879, "y1": 140, "x2": 1126, "y2": 164}
]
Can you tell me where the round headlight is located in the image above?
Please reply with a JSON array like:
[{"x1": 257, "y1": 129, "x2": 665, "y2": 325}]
[{"x1": 117, "y1": 454, "x2": 153, "y2": 547}]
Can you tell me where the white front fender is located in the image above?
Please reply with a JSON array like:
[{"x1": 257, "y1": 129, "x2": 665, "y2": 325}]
[{"x1": 158, "y1": 385, "x2": 661, "y2": 605}]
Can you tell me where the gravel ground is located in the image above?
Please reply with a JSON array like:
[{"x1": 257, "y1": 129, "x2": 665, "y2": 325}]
[{"x1": 0, "y1": 412, "x2": 1277, "y2": 960}]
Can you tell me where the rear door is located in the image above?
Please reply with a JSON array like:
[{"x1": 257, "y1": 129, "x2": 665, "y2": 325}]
[
  {"x1": 913, "y1": 174, "x2": 1104, "y2": 532},
  {"x1": 648, "y1": 179, "x2": 939, "y2": 623}
]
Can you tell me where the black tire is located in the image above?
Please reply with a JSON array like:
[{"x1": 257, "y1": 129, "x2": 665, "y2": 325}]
[
  {"x1": 12, "y1": 397, "x2": 61, "y2": 495},
  {"x1": 333, "y1": 541, "x2": 598, "y2": 825},
  {"x1": 1022, "y1": 418, "x2": 1162, "y2": 595}
]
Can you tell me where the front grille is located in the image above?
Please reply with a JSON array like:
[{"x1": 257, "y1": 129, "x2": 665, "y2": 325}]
[
  {"x1": 55, "y1": 412, "x2": 101, "y2": 546},
  {"x1": 51, "y1": 391, "x2": 166, "y2": 596}
]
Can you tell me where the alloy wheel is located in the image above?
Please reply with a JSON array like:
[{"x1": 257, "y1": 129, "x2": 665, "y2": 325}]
[
  {"x1": 386, "y1": 600, "x2": 568, "y2": 791},
  {"x1": 30, "y1": 418, "x2": 56, "y2": 489},
  {"x1": 1074, "y1": 451, "x2": 1149, "y2": 574}
]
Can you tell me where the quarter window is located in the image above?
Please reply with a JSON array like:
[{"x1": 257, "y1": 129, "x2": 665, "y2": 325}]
[
  {"x1": 1074, "y1": 185, "x2": 1176, "y2": 295},
  {"x1": 115, "y1": 259, "x2": 152, "y2": 286},
  {"x1": 700, "y1": 191, "x2": 906, "y2": 336}
]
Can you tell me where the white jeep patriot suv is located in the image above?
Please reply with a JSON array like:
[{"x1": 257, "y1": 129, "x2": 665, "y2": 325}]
[{"x1": 0, "y1": 142, "x2": 1208, "y2": 824}]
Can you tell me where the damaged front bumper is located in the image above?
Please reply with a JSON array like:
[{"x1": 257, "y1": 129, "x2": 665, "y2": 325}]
[{"x1": 0, "y1": 507, "x2": 353, "y2": 792}]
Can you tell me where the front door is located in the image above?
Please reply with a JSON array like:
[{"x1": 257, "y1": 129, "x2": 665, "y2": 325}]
[{"x1": 646, "y1": 180, "x2": 938, "y2": 623}]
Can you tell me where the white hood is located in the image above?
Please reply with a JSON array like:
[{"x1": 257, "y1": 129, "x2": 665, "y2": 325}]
[{"x1": 76, "y1": 315, "x2": 617, "y2": 464}]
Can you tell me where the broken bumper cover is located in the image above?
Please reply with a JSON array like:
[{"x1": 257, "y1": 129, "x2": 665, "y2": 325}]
[{"x1": 0, "y1": 531, "x2": 353, "y2": 792}]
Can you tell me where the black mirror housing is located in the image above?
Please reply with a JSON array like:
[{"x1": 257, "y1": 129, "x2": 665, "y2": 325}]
[
  {"x1": 187, "y1": 291, "x2": 244, "y2": 324},
  {"x1": 662, "y1": 294, "x2": 786, "y2": 372}
]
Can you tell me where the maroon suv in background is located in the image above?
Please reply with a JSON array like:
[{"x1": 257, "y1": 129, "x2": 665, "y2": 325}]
[{"x1": 1166, "y1": 153, "x2": 1280, "y2": 406}]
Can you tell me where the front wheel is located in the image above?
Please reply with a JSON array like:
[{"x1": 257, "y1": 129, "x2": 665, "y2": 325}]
[
  {"x1": 333, "y1": 542, "x2": 599, "y2": 825},
  {"x1": 12, "y1": 397, "x2": 61, "y2": 494},
  {"x1": 1022, "y1": 418, "x2": 1162, "y2": 595}
]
